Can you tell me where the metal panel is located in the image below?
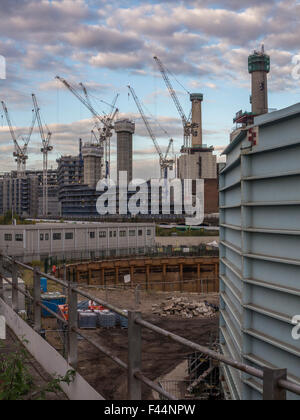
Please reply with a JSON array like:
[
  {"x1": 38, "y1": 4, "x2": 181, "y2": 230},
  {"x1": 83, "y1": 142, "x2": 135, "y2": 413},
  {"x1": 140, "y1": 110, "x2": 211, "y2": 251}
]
[{"x1": 220, "y1": 104, "x2": 300, "y2": 400}]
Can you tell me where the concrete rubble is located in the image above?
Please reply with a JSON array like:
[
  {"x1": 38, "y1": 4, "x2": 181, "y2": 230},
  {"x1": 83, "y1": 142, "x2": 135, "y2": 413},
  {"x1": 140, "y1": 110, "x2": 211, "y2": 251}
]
[{"x1": 152, "y1": 297, "x2": 217, "y2": 319}]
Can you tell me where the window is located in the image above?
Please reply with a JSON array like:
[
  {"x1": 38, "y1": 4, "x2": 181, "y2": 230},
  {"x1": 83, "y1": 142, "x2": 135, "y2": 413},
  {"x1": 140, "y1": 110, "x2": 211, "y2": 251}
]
[
  {"x1": 65, "y1": 233, "x2": 73, "y2": 240},
  {"x1": 138, "y1": 230, "x2": 143, "y2": 237},
  {"x1": 40, "y1": 234, "x2": 44, "y2": 241},
  {"x1": 4, "y1": 234, "x2": 12, "y2": 242},
  {"x1": 147, "y1": 229, "x2": 152, "y2": 236},
  {"x1": 45, "y1": 233, "x2": 49, "y2": 241},
  {"x1": 129, "y1": 230, "x2": 136, "y2": 237},
  {"x1": 53, "y1": 233, "x2": 61, "y2": 241},
  {"x1": 110, "y1": 231, "x2": 117, "y2": 238},
  {"x1": 99, "y1": 231, "x2": 107, "y2": 238},
  {"x1": 15, "y1": 234, "x2": 23, "y2": 242},
  {"x1": 90, "y1": 231, "x2": 95, "y2": 239},
  {"x1": 120, "y1": 231, "x2": 126, "y2": 238}
]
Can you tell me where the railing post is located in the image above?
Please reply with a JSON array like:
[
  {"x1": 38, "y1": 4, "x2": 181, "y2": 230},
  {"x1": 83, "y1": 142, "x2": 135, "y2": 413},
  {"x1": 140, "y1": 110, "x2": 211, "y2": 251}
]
[
  {"x1": 68, "y1": 279, "x2": 78, "y2": 369},
  {"x1": 0, "y1": 255, "x2": 4, "y2": 301},
  {"x1": 128, "y1": 311, "x2": 142, "y2": 400},
  {"x1": 63, "y1": 264, "x2": 67, "y2": 296},
  {"x1": 263, "y1": 367, "x2": 287, "y2": 400},
  {"x1": 135, "y1": 285, "x2": 141, "y2": 308},
  {"x1": 12, "y1": 260, "x2": 18, "y2": 312},
  {"x1": 33, "y1": 268, "x2": 42, "y2": 333},
  {"x1": 0, "y1": 272, "x2": 3, "y2": 301}
]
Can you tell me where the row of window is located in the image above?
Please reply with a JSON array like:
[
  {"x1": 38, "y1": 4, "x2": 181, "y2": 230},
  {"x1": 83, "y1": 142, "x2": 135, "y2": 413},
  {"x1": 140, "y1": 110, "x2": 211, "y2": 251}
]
[
  {"x1": 4, "y1": 234, "x2": 23, "y2": 242},
  {"x1": 107, "y1": 229, "x2": 149, "y2": 239},
  {"x1": 4, "y1": 229, "x2": 153, "y2": 242},
  {"x1": 41, "y1": 233, "x2": 72, "y2": 241}
]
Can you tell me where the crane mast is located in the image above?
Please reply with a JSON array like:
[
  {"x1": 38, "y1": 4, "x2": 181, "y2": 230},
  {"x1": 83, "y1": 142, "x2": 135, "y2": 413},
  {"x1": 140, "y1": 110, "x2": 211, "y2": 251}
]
[
  {"x1": 128, "y1": 85, "x2": 174, "y2": 179},
  {"x1": 1, "y1": 101, "x2": 23, "y2": 175},
  {"x1": 165, "y1": 138, "x2": 174, "y2": 160},
  {"x1": 153, "y1": 56, "x2": 192, "y2": 149},
  {"x1": 79, "y1": 82, "x2": 119, "y2": 179},
  {"x1": 1, "y1": 101, "x2": 36, "y2": 177},
  {"x1": 32, "y1": 94, "x2": 53, "y2": 216},
  {"x1": 109, "y1": 94, "x2": 119, "y2": 119}
]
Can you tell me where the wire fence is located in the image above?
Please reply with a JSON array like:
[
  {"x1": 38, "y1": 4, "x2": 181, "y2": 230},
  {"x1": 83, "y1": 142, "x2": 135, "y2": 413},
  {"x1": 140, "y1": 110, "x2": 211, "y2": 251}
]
[{"x1": 7, "y1": 244, "x2": 219, "y2": 268}]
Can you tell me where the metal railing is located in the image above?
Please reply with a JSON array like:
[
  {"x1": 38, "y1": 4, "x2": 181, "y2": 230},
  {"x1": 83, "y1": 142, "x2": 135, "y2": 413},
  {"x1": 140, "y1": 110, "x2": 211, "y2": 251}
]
[
  {"x1": 8, "y1": 244, "x2": 219, "y2": 266},
  {"x1": 0, "y1": 254, "x2": 300, "y2": 401}
]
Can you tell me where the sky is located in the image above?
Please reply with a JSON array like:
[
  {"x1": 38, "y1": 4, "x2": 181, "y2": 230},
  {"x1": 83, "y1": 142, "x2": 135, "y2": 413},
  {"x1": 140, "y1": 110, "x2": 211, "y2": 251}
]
[{"x1": 0, "y1": 0, "x2": 300, "y2": 180}]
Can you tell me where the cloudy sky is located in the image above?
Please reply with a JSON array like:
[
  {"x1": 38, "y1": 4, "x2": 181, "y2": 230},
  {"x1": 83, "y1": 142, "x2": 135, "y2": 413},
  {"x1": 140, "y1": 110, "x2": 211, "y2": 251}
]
[{"x1": 0, "y1": 0, "x2": 300, "y2": 179}]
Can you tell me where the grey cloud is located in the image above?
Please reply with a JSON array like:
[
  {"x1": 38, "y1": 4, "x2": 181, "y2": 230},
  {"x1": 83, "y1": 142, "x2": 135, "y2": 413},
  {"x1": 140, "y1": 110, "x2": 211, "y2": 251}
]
[{"x1": 64, "y1": 26, "x2": 144, "y2": 52}]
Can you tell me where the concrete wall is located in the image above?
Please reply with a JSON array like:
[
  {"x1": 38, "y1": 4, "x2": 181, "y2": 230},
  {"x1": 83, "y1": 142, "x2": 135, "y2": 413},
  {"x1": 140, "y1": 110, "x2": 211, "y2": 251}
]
[{"x1": 178, "y1": 151, "x2": 217, "y2": 180}]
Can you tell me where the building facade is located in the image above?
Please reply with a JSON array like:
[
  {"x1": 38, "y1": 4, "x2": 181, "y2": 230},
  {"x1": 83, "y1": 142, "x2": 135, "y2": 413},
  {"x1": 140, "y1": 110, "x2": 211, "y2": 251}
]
[
  {"x1": 0, "y1": 174, "x2": 39, "y2": 218},
  {"x1": 178, "y1": 146, "x2": 217, "y2": 180},
  {"x1": 58, "y1": 184, "x2": 100, "y2": 218},
  {"x1": 219, "y1": 103, "x2": 300, "y2": 400},
  {"x1": 56, "y1": 155, "x2": 84, "y2": 188},
  {"x1": 82, "y1": 143, "x2": 104, "y2": 188},
  {"x1": 0, "y1": 170, "x2": 60, "y2": 218}
]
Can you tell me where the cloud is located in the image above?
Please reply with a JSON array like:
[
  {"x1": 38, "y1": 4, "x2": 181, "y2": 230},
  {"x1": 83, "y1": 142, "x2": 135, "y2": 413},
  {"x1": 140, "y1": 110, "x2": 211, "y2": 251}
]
[
  {"x1": 39, "y1": 78, "x2": 112, "y2": 93},
  {"x1": 1, "y1": 0, "x2": 300, "y2": 172},
  {"x1": 189, "y1": 80, "x2": 217, "y2": 90},
  {"x1": 64, "y1": 26, "x2": 144, "y2": 52},
  {"x1": 90, "y1": 52, "x2": 145, "y2": 70}
]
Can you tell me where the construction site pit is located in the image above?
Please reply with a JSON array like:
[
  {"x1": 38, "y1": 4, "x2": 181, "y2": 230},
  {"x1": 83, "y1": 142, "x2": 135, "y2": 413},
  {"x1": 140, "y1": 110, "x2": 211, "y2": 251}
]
[{"x1": 43, "y1": 288, "x2": 221, "y2": 400}]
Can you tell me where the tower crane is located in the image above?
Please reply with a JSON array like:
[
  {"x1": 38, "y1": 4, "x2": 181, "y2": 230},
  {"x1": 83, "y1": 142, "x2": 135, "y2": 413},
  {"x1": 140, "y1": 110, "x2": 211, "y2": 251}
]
[
  {"x1": 128, "y1": 85, "x2": 174, "y2": 179},
  {"x1": 79, "y1": 83, "x2": 119, "y2": 178},
  {"x1": 56, "y1": 76, "x2": 112, "y2": 134},
  {"x1": 153, "y1": 56, "x2": 193, "y2": 149},
  {"x1": 32, "y1": 94, "x2": 53, "y2": 216},
  {"x1": 56, "y1": 76, "x2": 118, "y2": 178},
  {"x1": 1, "y1": 101, "x2": 36, "y2": 177}
]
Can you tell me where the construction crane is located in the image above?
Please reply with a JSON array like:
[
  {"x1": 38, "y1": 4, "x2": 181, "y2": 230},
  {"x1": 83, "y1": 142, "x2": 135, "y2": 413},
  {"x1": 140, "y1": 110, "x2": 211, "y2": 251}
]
[
  {"x1": 32, "y1": 94, "x2": 53, "y2": 216},
  {"x1": 79, "y1": 83, "x2": 119, "y2": 178},
  {"x1": 1, "y1": 101, "x2": 36, "y2": 177},
  {"x1": 153, "y1": 56, "x2": 193, "y2": 149},
  {"x1": 56, "y1": 76, "x2": 118, "y2": 178},
  {"x1": 56, "y1": 76, "x2": 112, "y2": 133},
  {"x1": 128, "y1": 85, "x2": 175, "y2": 179}
]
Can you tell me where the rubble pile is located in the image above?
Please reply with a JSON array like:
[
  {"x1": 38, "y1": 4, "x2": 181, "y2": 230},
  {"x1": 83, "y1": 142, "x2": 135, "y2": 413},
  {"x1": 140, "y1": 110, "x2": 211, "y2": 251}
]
[{"x1": 152, "y1": 297, "x2": 218, "y2": 319}]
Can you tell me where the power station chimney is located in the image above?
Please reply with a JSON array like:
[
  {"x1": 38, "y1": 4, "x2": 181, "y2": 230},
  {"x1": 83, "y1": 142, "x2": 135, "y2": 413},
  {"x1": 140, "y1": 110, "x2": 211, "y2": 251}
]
[
  {"x1": 115, "y1": 119, "x2": 135, "y2": 183},
  {"x1": 248, "y1": 45, "x2": 270, "y2": 116},
  {"x1": 190, "y1": 93, "x2": 203, "y2": 147},
  {"x1": 82, "y1": 143, "x2": 104, "y2": 188}
]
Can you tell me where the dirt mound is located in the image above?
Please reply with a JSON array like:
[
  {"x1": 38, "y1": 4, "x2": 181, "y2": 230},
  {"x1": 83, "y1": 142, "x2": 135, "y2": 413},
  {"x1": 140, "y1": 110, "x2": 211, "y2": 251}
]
[{"x1": 152, "y1": 297, "x2": 218, "y2": 319}]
